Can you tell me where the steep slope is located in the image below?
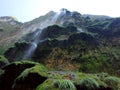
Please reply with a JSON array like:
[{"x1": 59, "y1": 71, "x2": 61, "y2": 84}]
[
  {"x1": 0, "y1": 16, "x2": 23, "y2": 54},
  {"x1": 1, "y1": 9, "x2": 120, "y2": 75},
  {"x1": 0, "y1": 9, "x2": 111, "y2": 54},
  {"x1": 4, "y1": 19, "x2": 120, "y2": 75},
  {"x1": 0, "y1": 9, "x2": 85, "y2": 54},
  {"x1": 0, "y1": 8, "x2": 120, "y2": 90},
  {"x1": 22, "y1": 8, "x2": 85, "y2": 32}
]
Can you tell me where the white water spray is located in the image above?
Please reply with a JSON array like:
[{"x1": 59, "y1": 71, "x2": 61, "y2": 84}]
[
  {"x1": 22, "y1": 29, "x2": 41, "y2": 59},
  {"x1": 51, "y1": 9, "x2": 67, "y2": 24},
  {"x1": 77, "y1": 28, "x2": 84, "y2": 32},
  {"x1": 22, "y1": 9, "x2": 68, "y2": 59}
]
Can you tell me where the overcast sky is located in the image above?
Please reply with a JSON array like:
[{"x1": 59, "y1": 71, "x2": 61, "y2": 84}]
[{"x1": 0, "y1": 0, "x2": 120, "y2": 22}]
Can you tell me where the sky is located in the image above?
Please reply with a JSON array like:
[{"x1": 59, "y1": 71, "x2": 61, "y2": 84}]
[{"x1": 0, "y1": 0, "x2": 120, "y2": 22}]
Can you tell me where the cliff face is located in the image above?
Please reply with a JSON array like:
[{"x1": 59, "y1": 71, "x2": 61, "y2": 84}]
[
  {"x1": 0, "y1": 9, "x2": 120, "y2": 75},
  {"x1": 0, "y1": 9, "x2": 120, "y2": 90}
]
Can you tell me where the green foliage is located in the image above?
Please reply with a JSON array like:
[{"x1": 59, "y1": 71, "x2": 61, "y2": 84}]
[
  {"x1": 97, "y1": 72, "x2": 110, "y2": 80},
  {"x1": 36, "y1": 79, "x2": 76, "y2": 90},
  {"x1": 79, "y1": 77, "x2": 99, "y2": 90},
  {"x1": 104, "y1": 76, "x2": 120, "y2": 89},
  {"x1": 0, "y1": 55, "x2": 8, "y2": 63},
  {"x1": 0, "y1": 69, "x2": 4, "y2": 76},
  {"x1": 53, "y1": 79, "x2": 76, "y2": 90},
  {"x1": 13, "y1": 60, "x2": 40, "y2": 66},
  {"x1": 36, "y1": 79, "x2": 56, "y2": 90},
  {"x1": 16, "y1": 64, "x2": 48, "y2": 81}
]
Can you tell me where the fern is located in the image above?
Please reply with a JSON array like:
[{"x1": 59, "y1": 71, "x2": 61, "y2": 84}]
[
  {"x1": 79, "y1": 77, "x2": 99, "y2": 90},
  {"x1": 53, "y1": 79, "x2": 76, "y2": 90},
  {"x1": 104, "y1": 76, "x2": 120, "y2": 89},
  {"x1": 36, "y1": 79, "x2": 56, "y2": 90}
]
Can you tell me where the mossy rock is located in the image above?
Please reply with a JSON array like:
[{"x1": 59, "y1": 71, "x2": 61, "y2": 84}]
[
  {"x1": 68, "y1": 32, "x2": 99, "y2": 49},
  {"x1": 0, "y1": 61, "x2": 39, "y2": 90},
  {"x1": 4, "y1": 42, "x2": 30, "y2": 61},
  {"x1": 36, "y1": 79, "x2": 57, "y2": 90},
  {"x1": 0, "y1": 55, "x2": 9, "y2": 68},
  {"x1": 13, "y1": 64, "x2": 47, "y2": 90}
]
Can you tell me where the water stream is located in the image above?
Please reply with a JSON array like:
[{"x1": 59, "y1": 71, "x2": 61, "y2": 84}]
[
  {"x1": 22, "y1": 9, "x2": 68, "y2": 59},
  {"x1": 22, "y1": 29, "x2": 41, "y2": 59}
]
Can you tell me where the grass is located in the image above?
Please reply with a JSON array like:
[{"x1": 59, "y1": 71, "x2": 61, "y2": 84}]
[
  {"x1": 36, "y1": 79, "x2": 76, "y2": 90},
  {"x1": 103, "y1": 76, "x2": 120, "y2": 90},
  {"x1": 36, "y1": 79, "x2": 56, "y2": 90},
  {"x1": 53, "y1": 79, "x2": 76, "y2": 90},
  {"x1": 79, "y1": 77, "x2": 99, "y2": 90},
  {"x1": 1, "y1": 60, "x2": 120, "y2": 90}
]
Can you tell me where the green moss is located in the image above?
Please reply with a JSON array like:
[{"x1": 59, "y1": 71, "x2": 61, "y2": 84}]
[
  {"x1": 16, "y1": 64, "x2": 48, "y2": 81},
  {"x1": 36, "y1": 79, "x2": 57, "y2": 90},
  {"x1": 0, "y1": 55, "x2": 9, "y2": 63},
  {"x1": 13, "y1": 60, "x2": 40, "y2": 66}
]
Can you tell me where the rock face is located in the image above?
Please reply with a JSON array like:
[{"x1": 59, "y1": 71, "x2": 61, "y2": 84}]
[
  {"x1": 0, "y1": 8, "x2": 120, "y2": 75},
  {"x1": 0, "y1": 61, "x2": 47, "y2": 90},
  {"x1": 4, "y1": 18, "x2": 120, "y2": 74},
  {"x1": 0, "y1": 62, "x2": 34, "y2": 90},
  {"x1": 40, "y1": 25, "x2": 78, "y2": 39}
]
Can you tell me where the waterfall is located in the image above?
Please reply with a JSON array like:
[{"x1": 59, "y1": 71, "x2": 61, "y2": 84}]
[
  {"x1": 22, "y1": 29, "x2": 41, "y2": 59},
  {"x1": 22, "y1": 9, "x2": 68, "y2": 60},
  {"x1": 77, "y1": 28, "x2": 83, "y2": 32},
  {"x1": 51, "y1": 9, "x2": 67, "y2": 24}
]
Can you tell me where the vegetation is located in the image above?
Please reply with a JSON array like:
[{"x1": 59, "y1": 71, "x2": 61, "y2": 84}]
[
  {"x1": 16, "y1": 64, "x2": 47, "y2": 80},
  {"x1": 0, "y1": 55, "x2": 9, "y2": 68},
  {"x1": 53, "y1": 79, "x2": 75, "y2": 90},
  {"x1": 0, "y1": 55, "x2": 8, "y2": 63},
  {"x1": 0, "y1": 60, "x2": 120, "y2": 90},
  {"x1": 79, "y1": 77, "x2": 99, "y2": 90},
  {"x1": 0, "y1": 9, "x2": 120, "y2": 90},
  {"x1": 104, "y1": 76, "x2": 120, "y2": 89}
]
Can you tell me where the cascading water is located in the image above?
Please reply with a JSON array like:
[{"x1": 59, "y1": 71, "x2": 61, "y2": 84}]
[
  {"x1": 77, "y1": 28, "x2": 83, "y2": 32},
  {"x1": 22, "y1": 29, "x2": 41, "y2": 59},
  {"x1": 22, "y1": 9, "x2": 68, "y2": 59},
  {"x1": 51, "y1": 8, "x2": 67, "y2": 24}
]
